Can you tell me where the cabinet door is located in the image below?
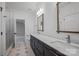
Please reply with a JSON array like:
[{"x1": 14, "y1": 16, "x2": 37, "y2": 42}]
[
  {"x1": 44, "y1": 47, "x2": 57, "y2": 56},
  {"x1": 30, "y1": 35, "x2": 38, "y2": 55},
  {"x1": 30, "y1": 36, "x2": 33, "y2": 48},
  {"x1": 37, "y1": 40, "x2": 44, "y2": 56},
  {"x1": 34, "y1": 38, "x2": 39, "y2": 55},
  {"x1": 43, "y1": 43, "x2": 57, "y2": 56},
  {"x1": 30, "y1": 36, "x2": 34, "y2": 50}
]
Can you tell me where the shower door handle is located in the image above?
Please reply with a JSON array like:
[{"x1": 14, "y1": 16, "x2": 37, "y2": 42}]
[
  {"x1": 13, "y1": 33, "x2": 16, "y2": 35},
  {"x1": 1, "y1": 32, "x2": 3, "y2": 36}
]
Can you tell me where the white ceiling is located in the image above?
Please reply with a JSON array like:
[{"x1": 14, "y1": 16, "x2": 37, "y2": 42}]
[{"x1": 5, "y1": 2, "x2": 37, "y2": 12}]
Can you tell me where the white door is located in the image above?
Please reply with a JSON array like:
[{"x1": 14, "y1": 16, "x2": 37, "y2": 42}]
[
  {"x1": 0, "y1": 7, "x2": 2, "y2": 56},
  {"x1": 0, "y1": 2, "x2": 6, "y2": 56}
]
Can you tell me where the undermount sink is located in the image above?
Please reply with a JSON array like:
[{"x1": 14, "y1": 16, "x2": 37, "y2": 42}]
[{"x1": 50, "y1": 41, "x2": 79, "y2": 55}]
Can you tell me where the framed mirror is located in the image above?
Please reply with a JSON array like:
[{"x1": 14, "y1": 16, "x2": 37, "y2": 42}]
[
  {"x1": 57, "y1": 2, "x2": 79, "y2": 33},
  {"x1": 37, "y1": 14, "x2": 44, "y2": 31}
]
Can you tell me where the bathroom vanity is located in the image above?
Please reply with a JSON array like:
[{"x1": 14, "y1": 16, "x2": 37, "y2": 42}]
[{"x1": 30, "y1": 34, "x2": 79, "y2": 56}]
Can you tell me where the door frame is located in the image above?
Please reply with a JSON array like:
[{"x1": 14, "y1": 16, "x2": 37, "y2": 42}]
[{"x1": 14, "y1": 19, "x2": 25, "y2": 47}]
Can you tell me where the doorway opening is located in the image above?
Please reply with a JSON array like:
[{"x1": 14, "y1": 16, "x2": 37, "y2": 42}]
[{"x1": 15, "y1": 19, "x2": 25, "y2": 47}]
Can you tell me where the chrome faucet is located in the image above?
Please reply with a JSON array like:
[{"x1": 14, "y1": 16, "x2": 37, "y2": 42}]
[{"x1": 66, "y1": 35, "x2": 71, "y2": 43}]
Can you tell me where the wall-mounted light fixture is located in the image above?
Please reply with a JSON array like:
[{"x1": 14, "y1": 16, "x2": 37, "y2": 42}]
[
  {"x1": 37, "y1": 8, "x2": 44, "y2": 32},
  {"x1": 37, "y1": 8, "x2": 44, "y2": 17}
]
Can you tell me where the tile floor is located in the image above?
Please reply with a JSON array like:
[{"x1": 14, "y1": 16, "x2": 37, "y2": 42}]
[{"x1": 8, "y1": 36, "x2": 35, "y2": 56}]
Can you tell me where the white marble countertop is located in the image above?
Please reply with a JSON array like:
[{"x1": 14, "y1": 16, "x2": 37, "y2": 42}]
[{"x1": 31, "y1": 33, "x2": 79, "y2": 56}]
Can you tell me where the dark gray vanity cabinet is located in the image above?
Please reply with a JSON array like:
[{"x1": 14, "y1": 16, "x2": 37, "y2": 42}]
[
  {"x1": 44, "y1": 48, "x2": 57, "y2": 56},
  {"x1": 36, "y1": 40, "x2": 44, "y2": 55},
  {"x1": 30, "y1": 36, "x2": 36, "y2": 54},
  {"x1": 30, "y1": 35, "x2": 44, "y2": 56},
  {"x1": 30, "y1": 35, "x2": 65, "y2": 56},
  {"x1": 43, "y1": 44, "x2": 57, "y2": 56}
]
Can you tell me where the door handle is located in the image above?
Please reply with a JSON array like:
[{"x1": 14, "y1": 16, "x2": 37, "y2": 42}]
[
  {"x1": 1, "y1": 32, "x2": 3, "y2": 36},
  {"x1": 0, "y1": 7, "x2": 3, "y2": 12},
  {"x1": 13, "y1": 33, "x2": 16, "y2": 35}
]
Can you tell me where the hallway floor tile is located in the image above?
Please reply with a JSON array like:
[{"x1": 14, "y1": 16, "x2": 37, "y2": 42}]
[{"x1": 8, "y1": 37, "x2": 35, "y2": 56}]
